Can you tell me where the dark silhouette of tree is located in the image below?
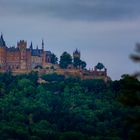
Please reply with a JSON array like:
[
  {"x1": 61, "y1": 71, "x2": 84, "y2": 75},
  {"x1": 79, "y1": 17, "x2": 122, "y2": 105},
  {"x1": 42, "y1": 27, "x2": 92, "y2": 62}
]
[
  {"x1": 118, "y1": 44, "x2": 140, "y2": 139},
  {"x1": 130, "y1": 43, "x2": 140, "y2": 62},
  {"x1": 130, "y1": 43, "x2": 140, "y2": 77},
  {"x1": 80, "y1": 60, "x2": 86, "y2": 69},
  {"x1": 95, "y1": 62, "x2": 104, "y2": 70},
  {"x1": 59, "y1": 52, "x2": 72, "y2": 69},
  {"x1": 73, "y1": 58, "x2": 86, "y2": 69},
  {"x1": 73, "y1": 57, "x2": 81, "y2": 68},
  {"x1": 51, "y1": 53, "x2": 58, "y2": 64}
]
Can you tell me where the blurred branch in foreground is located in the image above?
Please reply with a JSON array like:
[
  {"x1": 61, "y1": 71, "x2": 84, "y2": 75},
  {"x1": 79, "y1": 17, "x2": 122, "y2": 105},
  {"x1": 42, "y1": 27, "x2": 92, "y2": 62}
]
[{"x1": 130, "y1": 43, "x2": 140, "y2": 78}]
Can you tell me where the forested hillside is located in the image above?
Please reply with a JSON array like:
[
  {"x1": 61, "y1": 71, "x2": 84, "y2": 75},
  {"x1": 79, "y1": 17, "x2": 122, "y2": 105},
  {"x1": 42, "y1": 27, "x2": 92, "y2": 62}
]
[{"x1": 0, "y1": 72, "x2": 139, "y2": 140}]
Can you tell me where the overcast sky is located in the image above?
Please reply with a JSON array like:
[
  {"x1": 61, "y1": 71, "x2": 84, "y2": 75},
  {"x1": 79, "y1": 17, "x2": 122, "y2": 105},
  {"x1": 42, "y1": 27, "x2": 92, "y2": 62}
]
[{"x1": 0, "y1": 0, "x2": 140, "y2": 80}]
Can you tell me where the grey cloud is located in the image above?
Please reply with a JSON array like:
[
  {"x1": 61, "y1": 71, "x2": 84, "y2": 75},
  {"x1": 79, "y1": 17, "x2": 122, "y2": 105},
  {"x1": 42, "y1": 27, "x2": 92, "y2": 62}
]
[{"x1": 0, "y1": 0, "x2": 140, "y2": 21}]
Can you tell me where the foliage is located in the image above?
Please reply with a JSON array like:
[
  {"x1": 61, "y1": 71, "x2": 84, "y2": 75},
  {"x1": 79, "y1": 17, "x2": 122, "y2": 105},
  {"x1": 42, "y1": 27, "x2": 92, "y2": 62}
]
[
  {"x1": 95, "y1": 62, "x2": 104, "y2": 70},
  {"x1": 130, "y1": 43, "x2": 140, "y2": 78},
  {"x1": 73, "y1": 57, "x2": 86, "y2": 69},
  {"x1": 41, "y1": 73, "x2": 65, "y2": 82},
  {"x1": 0, "y1": 72, "x2": 139, "y2": 139},
  {"x1": 73, "y1": 57, "x2": 81, "y2": 68},
  {"x1": 130, "y1": 43, "x2": 140, "y2": 63},
  {"x1": 118, "y1": 75, "x2": 140, "y2": 139},
  {"x1": 60, "y1": 52, "x2": 72, "y2": 69},
  {"x1": 80, "y1": 60, "x2": 86, "y2": 69},
  {"x1": 51, "y1": 53, "x2": 58, "y2": 64},
  {"x1": 117, "y1": 44, "x2": 140, "y2": 140}
]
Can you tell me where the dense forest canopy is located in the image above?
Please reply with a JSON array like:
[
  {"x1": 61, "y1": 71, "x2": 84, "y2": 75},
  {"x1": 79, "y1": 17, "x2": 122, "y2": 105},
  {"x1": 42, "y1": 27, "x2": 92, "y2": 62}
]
[{"x1": 0, "y1": 71, "x2": 140, "y2": 140}]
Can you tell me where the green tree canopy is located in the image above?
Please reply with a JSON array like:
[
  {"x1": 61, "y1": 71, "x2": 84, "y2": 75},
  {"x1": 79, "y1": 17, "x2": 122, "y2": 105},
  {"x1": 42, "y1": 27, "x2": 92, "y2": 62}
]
[
  {"x1": 51, "y1": 53, "x2": 58, "y2": 64},
  {"x1": 73, "y1": 57, "x2": 86, "y2": 69},
  {"x1": 95, "y1": 62, "x2": 104, "y2": 70},
  {"x1": 80, "y1": 60, "x2": 86, "y2": 69},
  {"x1": 59, "y1": 52, "x2": 72, "y2": 69},
  {"x1": 73, "y1": 57, "x2": 81, "y2": 68}
]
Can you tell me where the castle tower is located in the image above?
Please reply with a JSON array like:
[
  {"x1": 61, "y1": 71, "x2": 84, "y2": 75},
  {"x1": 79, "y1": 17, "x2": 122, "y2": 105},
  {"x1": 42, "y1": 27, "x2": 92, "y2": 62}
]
[
  {"x1": 0, "y1": 34, "x2": 7, "y2": 70},
  {"x1": 73, "y1": 49, "x2": 80, "y2": 59},
  {"x1": 30, "y1": 42, "x2": 33, "y2": 50},
  {"x1": 42, "y1": 39, "x2": 44, "y2": 51},
  {"x1": 17, "y1": 40, "x2": 27, "y2": 70},
  {"x1": 41, "y1": 40, "x2": 46, "y2": 68},
  {"x1": 73, "y1": 49, "x2": 81, "y2": 69}
]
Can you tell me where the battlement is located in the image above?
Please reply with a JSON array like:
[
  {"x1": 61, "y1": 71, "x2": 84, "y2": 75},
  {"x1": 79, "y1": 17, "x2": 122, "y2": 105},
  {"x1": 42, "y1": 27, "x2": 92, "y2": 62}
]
[{"x1": 17, "y1": 40, "x2": 27, "y2": 50}]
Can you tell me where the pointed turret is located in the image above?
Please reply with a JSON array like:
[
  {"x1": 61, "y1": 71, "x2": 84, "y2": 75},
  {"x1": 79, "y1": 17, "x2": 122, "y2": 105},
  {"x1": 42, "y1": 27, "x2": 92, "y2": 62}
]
[
  {"x1": 42, "y1": 39, "x2": 44, "y2": 51},
  {"x1": 36, "y1": 45, "x2": 38, "y2": 50},
  {"x1": 0, "y1": 33, "x2": 6, "y2": 47},
  {"x1": 73, "y1": 48, "x2": 80, "y2": 59},
  {"x1": 30, "y1": 42, "x2": 33, "y2": 50}
]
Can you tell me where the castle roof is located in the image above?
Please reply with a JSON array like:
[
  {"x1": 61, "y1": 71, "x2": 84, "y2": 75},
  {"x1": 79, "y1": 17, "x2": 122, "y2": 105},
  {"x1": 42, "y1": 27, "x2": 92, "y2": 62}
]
[
  {"x1": 73, "y1": 48, "x2": 80, "y2": 54},
  {"x1": 30, "y1": 42, "x2": 33, "y2": 50},
  {"x1": 31, "y1": 49, "x2": 43, "y2": 57},
  {"x1": 0, "y1": 34, "x2": 6, "y2": 47},
  {"x1": 46, "y1": 51, "x2": 51, "y2": 54},
  {"x1": 7, "y1": 47, "x2": 19, "y2": 52}
]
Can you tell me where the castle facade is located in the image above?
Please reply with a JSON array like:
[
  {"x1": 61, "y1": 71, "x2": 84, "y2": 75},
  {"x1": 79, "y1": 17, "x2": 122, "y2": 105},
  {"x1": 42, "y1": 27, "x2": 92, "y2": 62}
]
[
  {"x1": 0, "y1": 34, "x2": 52, "y2": 71},
  {"x1": 0, "y1": 34, "x2": 110, "y2": 81}
]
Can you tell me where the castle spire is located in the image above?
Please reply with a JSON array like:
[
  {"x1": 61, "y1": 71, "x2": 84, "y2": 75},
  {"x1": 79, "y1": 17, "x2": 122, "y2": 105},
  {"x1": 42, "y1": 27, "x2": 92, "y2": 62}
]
[
  {"x1": 0, "y1": 33, "x2": 6, "y2": 47},
  {"x1": 30, "y1": 42, "x2": 33, "y2": 50},
  {"x1": 42, "y1": 39, "x2": 44, "y2": 51},
  {"x1": 73, "y1": 48, "x2": 80, "y2": 59}
]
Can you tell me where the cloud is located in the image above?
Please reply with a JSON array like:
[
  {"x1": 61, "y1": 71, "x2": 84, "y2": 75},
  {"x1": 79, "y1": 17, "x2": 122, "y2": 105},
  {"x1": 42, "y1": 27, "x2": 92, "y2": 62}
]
[
  {"x1": 0, "y1": 0, "x2": 140, "y2": 80},
  {"x1": 0, "y1": 0, "x2": 140, "y2": 21}
]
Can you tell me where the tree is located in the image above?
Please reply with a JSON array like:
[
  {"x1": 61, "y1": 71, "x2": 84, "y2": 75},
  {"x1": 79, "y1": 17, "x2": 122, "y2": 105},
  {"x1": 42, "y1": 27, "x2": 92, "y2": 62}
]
[
  {"x1": 73, "y1": 58, "x2": 86, "y2": 69},
  {"x1": 118, "y1": 43, "x2": 140, "y2": 139},
  {"x1": 119, "y1": 75, "x2": 140, "y2": 106},
  {"x1": 95, "y1": 62, "x2": 104, "y2": 70},
  {"x1": 120, "y1": 44, "x2": 140, "y2": 106},
  {"x1": 51, "y1": 53, "x2": 58, "y2": 64},
  {"x1": 59, "y1": 52, "x2": 72, "y2": 69},
  {"x1": 73, "y1": 57, "x2": 81, "y2": 68},
  {"x1": 130, "y1": 43, "x2": 140, "y2": 77},
  {"x1": 130, "y1": 43, "x2": 140, "y2": 62},
  {"x1": 80, "y1": 60, "x2": 86, "y2": 69}
]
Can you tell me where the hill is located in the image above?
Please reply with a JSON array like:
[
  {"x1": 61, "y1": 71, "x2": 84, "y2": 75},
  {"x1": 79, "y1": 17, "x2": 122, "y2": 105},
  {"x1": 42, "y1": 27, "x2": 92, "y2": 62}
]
[{"x1": 0, "y1": 72, "x2": 139, "y2": 140}]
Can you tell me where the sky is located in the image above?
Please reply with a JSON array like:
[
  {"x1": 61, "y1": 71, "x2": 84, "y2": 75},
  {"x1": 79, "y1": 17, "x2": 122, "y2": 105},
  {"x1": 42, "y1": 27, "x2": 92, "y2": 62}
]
[{"x1": 0, "y1": 0, "x2": 140, "y2": 80}]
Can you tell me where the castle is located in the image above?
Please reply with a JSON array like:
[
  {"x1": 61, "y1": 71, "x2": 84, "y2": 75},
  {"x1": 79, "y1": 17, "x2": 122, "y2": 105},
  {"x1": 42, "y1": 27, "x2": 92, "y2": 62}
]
[
  {"x1": 0, "y1": 34, "x2": 110, "y2": 81},
  {"x1": 0, "y1": 34, "x2": 52, "y2": 71}
]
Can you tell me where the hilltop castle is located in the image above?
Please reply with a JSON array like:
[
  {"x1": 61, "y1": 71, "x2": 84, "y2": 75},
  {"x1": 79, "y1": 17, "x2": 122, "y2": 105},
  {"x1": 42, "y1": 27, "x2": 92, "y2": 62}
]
[
  {"x1": 0, "y1": 34, "x2": 109, "y2": 81},
  {"x1": 0, "y1": 34, "x2": 52, "y2": 71}
]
